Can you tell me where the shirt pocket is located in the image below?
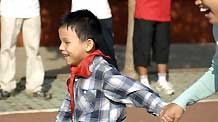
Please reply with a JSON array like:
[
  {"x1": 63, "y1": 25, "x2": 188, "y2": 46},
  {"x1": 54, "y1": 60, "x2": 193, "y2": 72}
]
[{"x1": 78, "y1": 88, "x2": 97, "y2": 113}]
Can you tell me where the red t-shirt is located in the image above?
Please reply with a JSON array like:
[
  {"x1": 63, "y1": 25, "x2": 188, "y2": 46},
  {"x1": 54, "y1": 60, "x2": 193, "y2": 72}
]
[{"x1": 134, "y1": 0, "x2": 171, "y2": 22}]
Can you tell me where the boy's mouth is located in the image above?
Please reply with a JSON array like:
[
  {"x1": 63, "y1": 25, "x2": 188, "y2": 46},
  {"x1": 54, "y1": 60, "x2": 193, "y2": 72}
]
[{"x1": 62, "y1": 53, "x2": 69, "y2": 57}]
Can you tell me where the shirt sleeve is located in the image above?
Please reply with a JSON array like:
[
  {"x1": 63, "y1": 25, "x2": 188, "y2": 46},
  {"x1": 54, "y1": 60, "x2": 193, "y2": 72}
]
[
  {"x1": 173, "y1": 64, "x2": 218, "y2": 110},
  {"x1": 173, "y1": 25, "x2": 218, "y2": 110},
  {"x1": 56, "y1": 93, "x2": 72, "y2": 122},
  {"x1": 103, "y1": 74, "x2": 166, "y2": 116}
]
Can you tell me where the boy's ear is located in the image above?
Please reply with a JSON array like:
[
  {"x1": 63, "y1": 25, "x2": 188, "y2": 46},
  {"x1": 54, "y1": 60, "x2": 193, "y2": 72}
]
[{"x1": 85, "y1": 39, "x2": 95, "y2": 52}]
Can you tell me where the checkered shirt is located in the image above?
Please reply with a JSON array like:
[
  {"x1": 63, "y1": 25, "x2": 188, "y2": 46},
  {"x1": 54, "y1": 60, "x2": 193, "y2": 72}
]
[{"x1": 56, "y1": 56, "x2": 166, "y2": 122}]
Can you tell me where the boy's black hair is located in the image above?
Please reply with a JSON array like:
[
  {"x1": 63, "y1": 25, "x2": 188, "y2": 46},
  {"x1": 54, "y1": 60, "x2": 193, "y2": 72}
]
[
  {"x1": 59, "y1": 9, "x2": 117, "y2": 67},
  {"x1": 59, "y1": 9, "x2": 105, "y2": 50}
]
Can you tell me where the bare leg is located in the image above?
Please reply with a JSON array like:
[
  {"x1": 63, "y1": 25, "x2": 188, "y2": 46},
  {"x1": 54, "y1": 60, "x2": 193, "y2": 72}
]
[{"x1": 136, "y1": 66, "x2": 150, "y2": 88}]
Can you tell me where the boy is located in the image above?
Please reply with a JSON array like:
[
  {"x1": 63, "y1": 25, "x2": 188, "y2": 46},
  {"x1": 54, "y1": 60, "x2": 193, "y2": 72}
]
[{"x1": 56, "y1": 10, "x2": 166, "y2": 122}]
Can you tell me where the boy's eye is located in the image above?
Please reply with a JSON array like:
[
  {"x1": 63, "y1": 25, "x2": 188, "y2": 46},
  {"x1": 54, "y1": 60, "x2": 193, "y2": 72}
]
[{"x1": 65, "y1": 41, "x2": 71, "y2": 45}]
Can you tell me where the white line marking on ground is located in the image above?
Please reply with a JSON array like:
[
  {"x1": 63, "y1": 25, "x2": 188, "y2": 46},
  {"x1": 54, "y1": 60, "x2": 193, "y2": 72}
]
[
  {"x1": 0, "y1": 109, "x2": 58, "y2": 115},
  {"x1": 200, "y1": 99, "x2": 218, "y2": 103},
  {"x1": 0, "y1": 99, "x2": 218, "y2": 115}
]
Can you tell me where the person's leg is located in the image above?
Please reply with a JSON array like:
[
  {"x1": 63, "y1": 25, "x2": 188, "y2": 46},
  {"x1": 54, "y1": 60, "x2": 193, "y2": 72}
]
[
  {"x1": 0, "y1": 17, "x2": 22, "y2": 94},
  {"x1": 157, "y1": 64, "x2": 168, "y2": 81},
  {"x1": 133, "y1": 19, "x2": 154, "y2": 87},
  {"x1": 99, "y1": 18, "x2": 118, "y2": 68},
  {"x1": 22, "y1": 16, "x2": 44, "y2": 93},
  {"x1": 154, "y1": 22, "x2": 174, "y2": 95}
]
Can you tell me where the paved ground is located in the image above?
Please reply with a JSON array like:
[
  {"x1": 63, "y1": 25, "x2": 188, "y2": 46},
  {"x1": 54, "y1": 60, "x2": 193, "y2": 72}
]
[
  {"x1": 0, "y1": 43, "x2": 218, "y2": 121},
  {"x1": 1, "y1": 102, "x2": 218, "y2": 122}
]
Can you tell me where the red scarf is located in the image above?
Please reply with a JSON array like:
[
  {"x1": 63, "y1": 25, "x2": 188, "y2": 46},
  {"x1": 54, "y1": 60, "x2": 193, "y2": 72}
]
[{"x1": 67, "y1": 49, "x2": 109, "y2": 115}]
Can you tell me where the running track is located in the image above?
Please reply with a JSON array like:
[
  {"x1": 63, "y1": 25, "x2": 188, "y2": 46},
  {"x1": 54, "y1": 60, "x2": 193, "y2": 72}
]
[{"x1": 1, "y1": 101, "x2": 218, "y2": 122}]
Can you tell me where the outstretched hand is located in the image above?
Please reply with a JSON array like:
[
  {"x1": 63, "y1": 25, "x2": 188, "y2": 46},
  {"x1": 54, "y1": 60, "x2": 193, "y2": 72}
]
[{"x1": 159, "y1": 103, "x2": 184, "y2": 122}]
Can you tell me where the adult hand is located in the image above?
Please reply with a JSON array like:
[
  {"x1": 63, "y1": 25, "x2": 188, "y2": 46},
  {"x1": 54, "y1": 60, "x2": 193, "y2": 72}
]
[{"x1": 159, "y1": 103, "x2": 184, "y2": 122}]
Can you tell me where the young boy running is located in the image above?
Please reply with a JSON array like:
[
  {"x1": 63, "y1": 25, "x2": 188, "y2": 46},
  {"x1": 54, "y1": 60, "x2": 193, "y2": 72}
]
[{"x1": 56, "y1": 10, "x2": 166, "y2": 122}]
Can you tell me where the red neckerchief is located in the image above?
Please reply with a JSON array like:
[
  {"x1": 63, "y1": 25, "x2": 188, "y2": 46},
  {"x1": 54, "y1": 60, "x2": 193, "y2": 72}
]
[{"x1": 67, "y1": 49, "x2": 109, "y2": 115}]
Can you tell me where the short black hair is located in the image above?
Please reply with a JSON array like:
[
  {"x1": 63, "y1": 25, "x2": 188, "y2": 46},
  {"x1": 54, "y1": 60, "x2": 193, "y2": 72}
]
[
  {"x1": 58, "y1": 9, "x2": 103, "y2": 49},
  {"x1": 59, "y1": 10, "x2": 117, "y2": 67}
]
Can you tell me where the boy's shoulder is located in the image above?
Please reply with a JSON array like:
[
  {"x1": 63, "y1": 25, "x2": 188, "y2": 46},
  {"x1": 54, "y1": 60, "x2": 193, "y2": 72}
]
[
  {"x1": 91, "y1": 56, "x2": 114, "y2": 70},
  {"x1": 90, "y1": 56, "x2": 120, "y2": 76}
]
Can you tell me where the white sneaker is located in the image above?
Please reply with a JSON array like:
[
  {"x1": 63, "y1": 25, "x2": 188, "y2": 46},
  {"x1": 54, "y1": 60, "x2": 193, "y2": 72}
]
[
  {"x1": 157, "y1": 81, "x2": 174, "y2": 95},
  {"x1": 140, "y1": 80, "x2": 151, "y2": 89}
]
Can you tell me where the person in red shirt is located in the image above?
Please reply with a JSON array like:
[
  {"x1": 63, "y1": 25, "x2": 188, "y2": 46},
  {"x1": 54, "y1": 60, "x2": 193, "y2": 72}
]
[{"x1": 133, "y1": 0, "x2": 174, "y2": 95}]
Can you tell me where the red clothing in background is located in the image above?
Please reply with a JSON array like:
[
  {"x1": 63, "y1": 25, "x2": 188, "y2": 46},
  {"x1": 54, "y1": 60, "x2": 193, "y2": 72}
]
[{"x1": 134, "y1": 0, "x2": 171, "y2": 22}]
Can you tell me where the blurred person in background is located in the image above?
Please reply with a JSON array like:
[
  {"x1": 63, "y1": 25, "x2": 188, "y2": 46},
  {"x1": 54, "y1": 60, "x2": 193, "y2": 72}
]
[
  {"x1": 0, "y1": 0, "x2": 49, "y2": 99},
  {"x1": 133, "y1": 0, "x2": 174, "y2": 95}
]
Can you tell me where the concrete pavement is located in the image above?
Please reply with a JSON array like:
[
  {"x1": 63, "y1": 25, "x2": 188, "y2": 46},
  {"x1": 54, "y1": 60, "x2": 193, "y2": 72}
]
[{"x1": 0, "y1": 43, "x2": 217, "y2": 113}]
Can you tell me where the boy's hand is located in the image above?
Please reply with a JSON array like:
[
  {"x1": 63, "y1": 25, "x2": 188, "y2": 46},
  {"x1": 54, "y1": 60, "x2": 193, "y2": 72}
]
[{"x1": 159, "y1": 103, "x2": 184, "y2": 122}]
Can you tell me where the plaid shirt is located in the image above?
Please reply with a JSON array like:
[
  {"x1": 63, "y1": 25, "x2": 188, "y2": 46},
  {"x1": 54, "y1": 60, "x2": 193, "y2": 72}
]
[{"x1": 56, "y1": 56, "x2": 166, "y2": 122}]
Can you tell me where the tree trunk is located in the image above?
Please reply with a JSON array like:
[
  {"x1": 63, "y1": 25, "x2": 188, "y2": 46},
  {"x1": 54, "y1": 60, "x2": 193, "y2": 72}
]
[{"x1": 122, "y1": 0, "x2": 138, "y2": 79}]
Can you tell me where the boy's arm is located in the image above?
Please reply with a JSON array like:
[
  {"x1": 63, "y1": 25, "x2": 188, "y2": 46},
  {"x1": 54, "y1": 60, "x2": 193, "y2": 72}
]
[
  {"x1": 103, "y1": 75, "x2": 166, "y2": 115},
  {"x1": 56, "y1": 93, "x2": 72, "y2": 122},
  {"x1": 172, "y1": 65, "x2": 218, "y2": 110}
]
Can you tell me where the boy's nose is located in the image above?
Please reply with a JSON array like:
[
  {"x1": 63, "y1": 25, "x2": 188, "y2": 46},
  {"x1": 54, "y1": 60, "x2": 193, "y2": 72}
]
[{"x1": 59, "y1": 43, "x2": 64, "y2": 51}]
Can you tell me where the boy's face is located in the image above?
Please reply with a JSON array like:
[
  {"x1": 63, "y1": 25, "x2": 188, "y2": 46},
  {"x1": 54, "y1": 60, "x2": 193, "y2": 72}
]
[
  {"x1": 196, "y1": 0, "x2": 218, "y2": 24},
  {"x1": 58, "y1": 27, "x2": 88, "y2": 66}
]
